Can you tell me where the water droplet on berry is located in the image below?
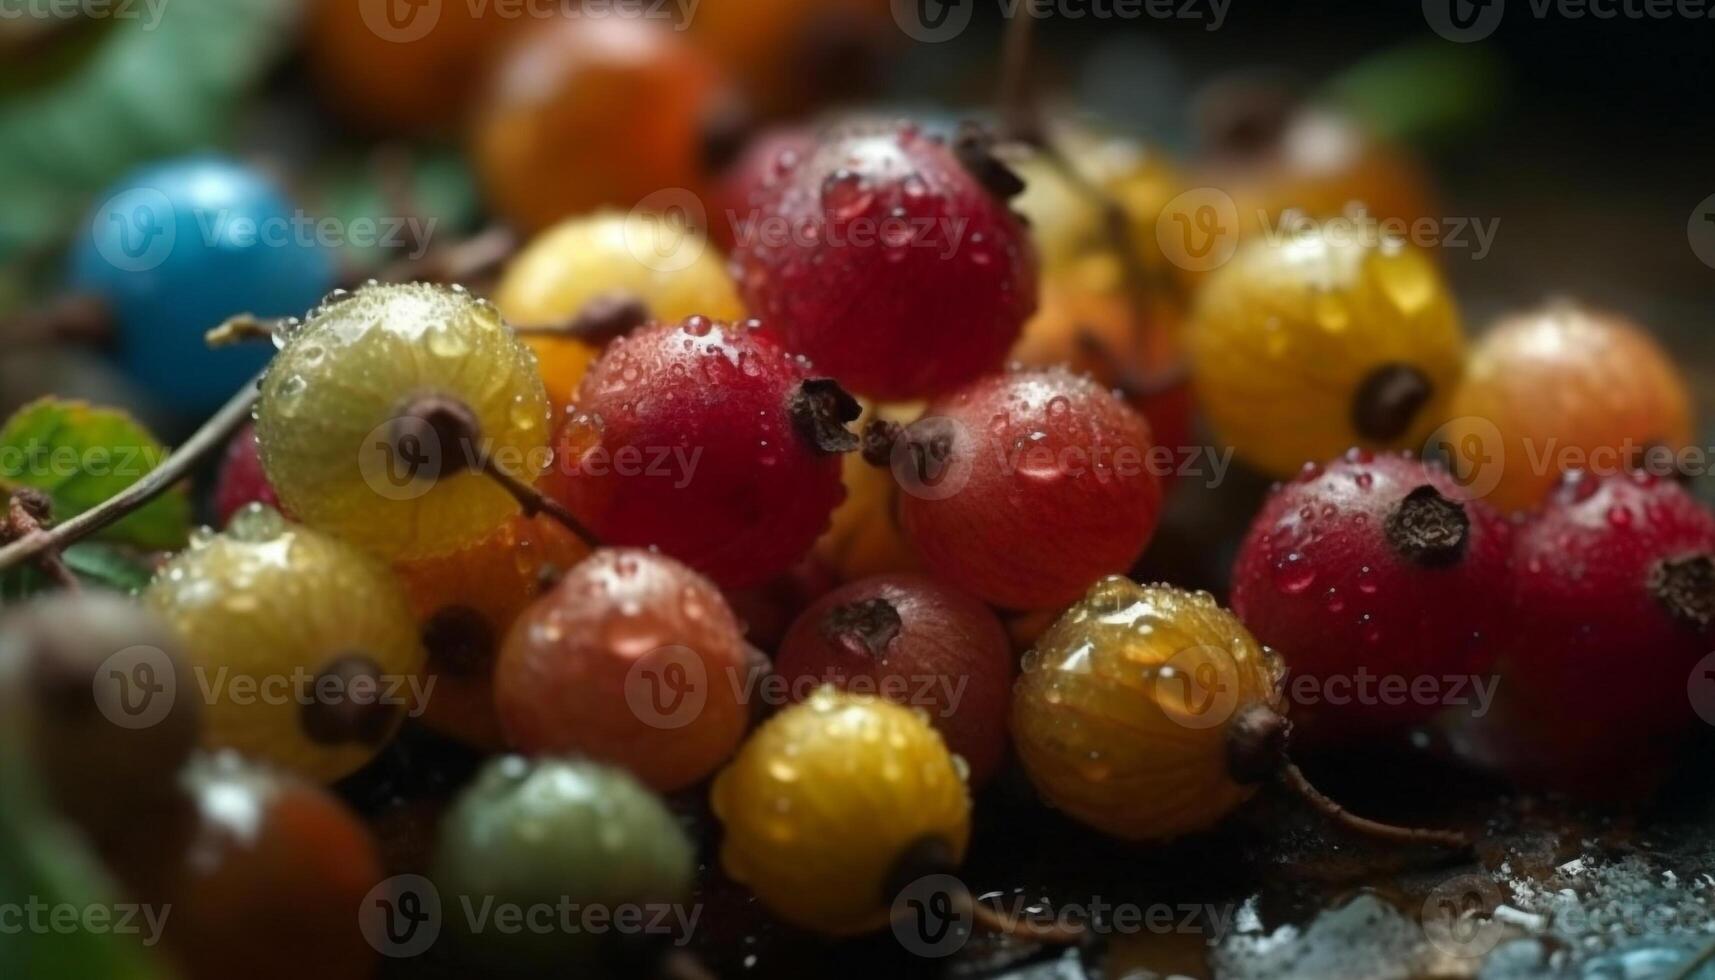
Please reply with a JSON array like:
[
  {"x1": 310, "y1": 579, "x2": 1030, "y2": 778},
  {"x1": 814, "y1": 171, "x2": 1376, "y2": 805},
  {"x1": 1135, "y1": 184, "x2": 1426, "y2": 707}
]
[
  {"x1": 1272, "y1": 553, "x2": 1316, "y2": 594},
  {"x1": 819, "y1": 170, "x2": 873, "y2": 220}
]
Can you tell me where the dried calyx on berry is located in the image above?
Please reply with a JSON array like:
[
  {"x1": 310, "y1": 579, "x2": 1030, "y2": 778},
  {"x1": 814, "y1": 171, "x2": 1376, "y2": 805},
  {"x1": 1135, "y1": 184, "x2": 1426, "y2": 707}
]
[
  {"x1": 789, "y1": 378, "x2": 863, "y2": 455},
  {"x1": 1385, "y1": 484, "x2": 1471, "y2": 567},
  {"x1": 952, "y1": 121, "x2": 1027, "y2": 202},
  {"x1": 820, "y1": 597, "x2": 904, "y2": 659},
  {"x1": 1649, "y1": 554, "x2": 1715, "y2": 630}
]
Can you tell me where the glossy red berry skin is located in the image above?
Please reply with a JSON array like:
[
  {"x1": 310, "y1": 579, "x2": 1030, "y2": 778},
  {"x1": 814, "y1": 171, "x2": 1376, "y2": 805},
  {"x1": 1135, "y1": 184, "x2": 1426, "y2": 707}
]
[
  {"x1": 1507, "y1": 471, "x2": 1715, "y2": 744},
  {"x1": 544, "y1": 317, "x2": 853, "y2": 590},
  {"x1": 774, "y1": 573, "x2": 1013, "y2": 785},
  {"x1": 710, "y1": 125, "x2": 815, "y2": 252},
  {"x1": 731, "y1": 123, "x2": 1038, "y2": 400},
  {"x1": 1230, "y1": 451, "x2": 1514, "y2": 733},
  {"x1": 213, "y1": 423, "x2": 279, "y2": 527},
  {"x1": 894, "y1": 367, "x2": 1162, "y2": 611}
]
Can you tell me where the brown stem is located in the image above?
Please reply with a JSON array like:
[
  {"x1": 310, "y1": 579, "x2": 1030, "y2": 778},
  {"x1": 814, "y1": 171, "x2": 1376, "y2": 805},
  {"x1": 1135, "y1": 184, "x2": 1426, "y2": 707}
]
[
  {"x1": 511, "y1": 292, "x2": 650, "y2": 347},
  {"x1": 205, "y1": 314, "x2": 290, "y2": 348},
  {"x1": 367, "y1": 224, "x2": 520, "y2": 289},
  {"x1": 478, "y1": 458, "x2": 600, "y2": 551},
  {"x1": 966, "y1": 897, "x2": 1086, "y2": 946},
  {"x1": 5, "y1": 490, "x2": 81, "y2": 592},
  {"x1": 1279, "y1": 761, "x2": 1470, "y2": 851},
  {"x1": 0, "y1": 371, "x2": 263, "y2": 574},
  {"x1": 996, "y1": 0, "x2": 1043, "y2": 144}
]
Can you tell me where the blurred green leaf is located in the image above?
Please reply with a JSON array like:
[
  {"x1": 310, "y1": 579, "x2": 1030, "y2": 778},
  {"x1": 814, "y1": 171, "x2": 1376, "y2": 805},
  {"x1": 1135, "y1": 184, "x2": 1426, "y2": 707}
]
[
  {"x1": 0, "y1": 542, "x2": 155, "y2": 602},
  {"x1": 313, "y1": 148, "x2": 483, "y2": 272},
  {"x1": 1321, "y1": 42, "x2": 1506, "y2": 146},
  {"x1": 0, "y1": 398, "x2": 189, "y2": 551},
  {"x1": 0, "y1": 0, "x2": 301, "y2": 263}
]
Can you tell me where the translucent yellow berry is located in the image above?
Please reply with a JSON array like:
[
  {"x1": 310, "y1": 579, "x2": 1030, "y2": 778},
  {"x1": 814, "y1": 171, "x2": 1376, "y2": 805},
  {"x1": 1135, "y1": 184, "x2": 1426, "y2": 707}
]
[
  {"x1": 813, "y1": 400, "x2": 923, "y2": 582},
  {"x1": 1188, "y1": 228, "x2": 1464, "y2": 477},
  {"x1": 711, "y1": 687, "x2": 970, "y2": 936},
  {"x1": 256, "y1": 282, "x2": 550, "y2": 560},
  {"x1": 145, "y1": 506, "x2": 426, "y2": 782},
  {"x1": 1012, "y1": 577, "x2": 1286, "y2": 842},
  {"x1": 493, "y1": 210, "x2": 743, "y2": 407}
]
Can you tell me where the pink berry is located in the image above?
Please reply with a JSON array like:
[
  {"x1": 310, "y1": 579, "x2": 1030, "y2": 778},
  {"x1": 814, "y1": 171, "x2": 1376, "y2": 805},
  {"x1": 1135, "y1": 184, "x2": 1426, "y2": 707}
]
[
  {"x1": 774, "y1": 573, "x2": 1013, "y2": 785},
  {"x1": 1508, "y1": 470, "x2": 1715, "y2": 745},
  {"x1": 1230, "y1": 450, "x2": 1514, "y2": 733},
  {"x1": 731, "y1": 122, "x2": 1038, "y2": 400},
  {"x1": 543, "y1": 316, "x2": 856, "y2": 590},
  {"x1": 213, "y1": 422, "x2": 280, "y2": 526}
]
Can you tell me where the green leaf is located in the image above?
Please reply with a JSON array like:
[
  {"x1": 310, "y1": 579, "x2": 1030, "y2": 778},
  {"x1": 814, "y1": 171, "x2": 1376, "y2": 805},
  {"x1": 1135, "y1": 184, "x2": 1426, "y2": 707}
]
[
  {"x1": 1320, "y1": 42, "x2": 1506, "y2": 146},
  {"x1": 0, "y1": 543, "x2": 155, "y2": 604},
  {"x1": 0, "y1": 398, "x2": 189, "y2": 550}
]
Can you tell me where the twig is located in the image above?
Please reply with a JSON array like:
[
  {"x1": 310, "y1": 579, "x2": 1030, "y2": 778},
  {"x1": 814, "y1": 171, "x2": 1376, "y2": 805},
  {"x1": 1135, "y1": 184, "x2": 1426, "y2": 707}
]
[
  {"x1": 205, "y1": 314, "x2": 290, "y2": 348},
  {"x1": 478, "y1": 458, "x2": 601, "y2": 551},
  {"x1": 0, "y1": 372, "x2": 263, "y2": 574},
  {"x1": 1279, "y1": 761, "x2": 1470, "y2": 851},
  {"x1": 1666, "y1": 938, "x2": 1715, "y2": 980},
  {"x1": 4, "y1": 490, "x2": 81, "y2": 592}
]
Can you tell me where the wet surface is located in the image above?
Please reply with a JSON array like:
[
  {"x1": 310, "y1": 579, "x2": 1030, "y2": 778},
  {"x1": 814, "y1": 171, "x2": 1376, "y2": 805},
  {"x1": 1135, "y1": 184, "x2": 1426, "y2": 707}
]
[{"x1": 350, "y1": 722, "x2": 1715, "y2": 980}]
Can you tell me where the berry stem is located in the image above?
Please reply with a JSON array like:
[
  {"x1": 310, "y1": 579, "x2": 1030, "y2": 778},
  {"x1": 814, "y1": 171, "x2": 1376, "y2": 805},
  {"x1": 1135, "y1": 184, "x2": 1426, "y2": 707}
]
[
  {"x1": 885, "y1": 836, "x2": 1085, "y2": 947},
  {"x1": 4, "y1": 489, "x2": 81, "y2": 592},
  {"x1": 477, "y1": 459, "x2": 601, "y2": 551},
  {"x1": 205, "y1": 313, "x2": 290, "y2": 348},
  {"x1": 991, "y1": 10, "x2": 1174, "y2": 353},
  {"x1": 0, "y1": 370, "x2": 263, "y2": 575},
  {"x1": 367, "y1": 224, "x2": 519, "y2": 290},
  {"x1": 1278, "y1": 761, "x2": 1471, "y2": 851},
  {"x1": 511, "y1": 292, "x2": 650, "y2": 346}
]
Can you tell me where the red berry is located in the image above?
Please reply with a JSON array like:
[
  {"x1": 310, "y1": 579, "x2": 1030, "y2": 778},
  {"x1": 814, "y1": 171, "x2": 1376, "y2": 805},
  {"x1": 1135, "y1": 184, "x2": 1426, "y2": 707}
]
[
  {"x1": 710, "y1": 125, "x2": 815, "y2": 252},
  {"x1": 888, "y1": 366, "x2": 1162, "y2": 611},
  {"x1": 731, "y1": 122, "x2": 1038, "y2": 400},
  {"x1": 1508, "y1": 471, "x2": 1715, "y2": 745},
  {"x1": 1230, "y1": 451, "x2": 1514, "y2": 733},
  {"x1": 543, "y1": 317, "x2": 857, "y2": 589},
  {"x1": 775, "y1": 573, "x2": 1013, "y2": 785},
  {"x1": 213, "y1": 422, "x2": 279, "y2": 526},
  {"x1": 494, "y1": 548, "x2": 754, "y2": 791}
]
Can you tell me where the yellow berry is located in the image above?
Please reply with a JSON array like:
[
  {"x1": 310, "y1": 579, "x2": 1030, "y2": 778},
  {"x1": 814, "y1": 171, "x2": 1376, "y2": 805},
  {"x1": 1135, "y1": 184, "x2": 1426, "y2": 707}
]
[
  {"x1": 813, "y1": 400, "x2": 923, "y2": 582},
  {"x1": 256, "y1": 282, "x2": 550, "y2": 560},
  {"x1": 711, "y1": 687, "x2": 970, "y2": 935},
  {"x1": 494, "y1": 211, "x2": 744, "y2": 408},
  {"x1": 1012, "y1": 577, "x2": 1286, "y2": 842},
  {"x1": 1188, "y1": 228, "x2": 1464, "y2": 477},
  {"x1": 145, "y1": 506, "x2": 426, "y2": 782},
  {"x1": 1444, "y1": 302, "x2": 1694, "y2": 512}
]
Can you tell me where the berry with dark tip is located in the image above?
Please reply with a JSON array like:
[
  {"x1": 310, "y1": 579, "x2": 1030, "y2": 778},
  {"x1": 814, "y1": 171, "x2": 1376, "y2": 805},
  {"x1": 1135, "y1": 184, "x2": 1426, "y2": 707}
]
[
  {"x1": 1507, "y1": 471, "x2": 1715, "y2": 749},
  {"x1": 543, "y1": 316, "x2": 855, "y2": 589},
  {"x1": 1230, "y1": 451, "x2": 1514, "y2": 733},
  {"x1": 886, "y1": 365, "x2": 1163, "y2": 611},
  {"x1": 775, "y1": 573, "x2": 1013, "y2": 784}
]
